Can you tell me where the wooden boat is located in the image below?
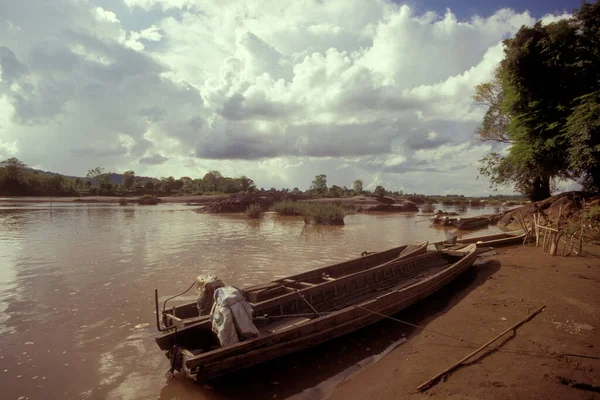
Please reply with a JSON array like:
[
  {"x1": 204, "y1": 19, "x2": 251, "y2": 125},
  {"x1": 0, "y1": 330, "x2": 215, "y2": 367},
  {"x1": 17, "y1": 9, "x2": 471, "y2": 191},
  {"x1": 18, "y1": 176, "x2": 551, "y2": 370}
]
[
  {"x1": 456, "y1": 230, "x2": 528, "y2": 246},
  {"x1": 451, "y1": 216, "x2": 490, "y2": 230},
  {"x1": 430, "y1": 215, "x2": 455, "y2": 225},
  {"x1": 158, "y1": 242, "x2": 428, "y2": 331},
  {"x1": 434, "y1": 230, "x2": 528, "y2": 251},
  {"x1": 154, "y1": 244, "x2": 478, "y2": 382}
]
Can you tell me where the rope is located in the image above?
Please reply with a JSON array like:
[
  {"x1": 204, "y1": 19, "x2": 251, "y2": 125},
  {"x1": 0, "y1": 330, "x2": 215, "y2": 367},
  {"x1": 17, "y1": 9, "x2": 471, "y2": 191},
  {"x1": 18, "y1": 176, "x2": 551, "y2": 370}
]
[
  {"x1": 355, "y1": 305, "x2": 473, "y2": 344},
  {"x1": 295, "y1": 289, "x2": 321, "y2": 316},
  {"x1": 354, "y1": 305, "x2": 598, "y2": 360},
  {"x1": 162, "y1": 280, "x2": 197, "y2": 315}
]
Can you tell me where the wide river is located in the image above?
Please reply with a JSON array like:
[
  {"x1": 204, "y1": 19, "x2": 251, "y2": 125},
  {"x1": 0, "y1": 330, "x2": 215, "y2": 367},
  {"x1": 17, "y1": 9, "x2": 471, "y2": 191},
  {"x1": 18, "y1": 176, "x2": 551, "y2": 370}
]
[{"x1": 0, "y1": 202, "x2": 502, "y2": 400}]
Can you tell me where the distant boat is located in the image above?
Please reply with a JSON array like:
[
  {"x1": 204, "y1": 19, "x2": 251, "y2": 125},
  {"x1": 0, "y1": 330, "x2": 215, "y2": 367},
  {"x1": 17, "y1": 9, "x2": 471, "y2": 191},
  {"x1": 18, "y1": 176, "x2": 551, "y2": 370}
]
[
  {"x1": 430, "y1": 215, "x2": 455, "y2": 225},
  {"x1": 451, "y1": 216, "x2": 490, "y2": 230},
  {"x1": 154, "y1": 243, "x2": 478, "y2": 382}
]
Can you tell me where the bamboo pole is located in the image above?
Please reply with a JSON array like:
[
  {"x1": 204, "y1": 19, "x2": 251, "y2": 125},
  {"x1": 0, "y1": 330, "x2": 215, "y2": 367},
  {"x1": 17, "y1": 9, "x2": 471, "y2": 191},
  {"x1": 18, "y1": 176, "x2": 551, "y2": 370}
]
[
  {"x1": 551, "y1": 206, "x2": 563, "y2": 256},
  {"x1": 579, "y1": 219, "x2": 584, "y2": 256},
  {"x1": 538, "y1": 225, "x2": 559, "y2": 232},
  {"x1": 535, "y1": 214, "x2": 540, "y2": 247},
  {"x1": 417, "y1": 306, "x2": 546, "y2": 392}
]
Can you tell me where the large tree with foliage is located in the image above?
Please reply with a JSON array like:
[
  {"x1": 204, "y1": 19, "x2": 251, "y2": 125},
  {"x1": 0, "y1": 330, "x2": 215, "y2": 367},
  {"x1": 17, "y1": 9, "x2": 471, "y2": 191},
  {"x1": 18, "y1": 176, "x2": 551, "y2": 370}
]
[
  {"x1": 123, "y1": 170, "x2": 135, "y2": 190},
  {"x1": 476, "y1": 1, "x2": 600, "y2": 199},
  {"x1": 310, "y1": 174, "x2": 328, "y2": 195},
  {"x1": 353, "y1": 179, "x2": 363, "y2": 194},
  {"x1": 0, "y1": 158, "x2": 26, "y2": 181}
]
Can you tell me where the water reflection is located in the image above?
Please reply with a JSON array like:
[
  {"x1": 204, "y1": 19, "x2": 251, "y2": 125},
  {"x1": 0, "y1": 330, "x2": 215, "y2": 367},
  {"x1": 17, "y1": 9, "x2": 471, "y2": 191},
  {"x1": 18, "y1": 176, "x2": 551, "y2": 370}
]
[{"x1": 0, "y1": 203, "x2": 502, "y2": 400}]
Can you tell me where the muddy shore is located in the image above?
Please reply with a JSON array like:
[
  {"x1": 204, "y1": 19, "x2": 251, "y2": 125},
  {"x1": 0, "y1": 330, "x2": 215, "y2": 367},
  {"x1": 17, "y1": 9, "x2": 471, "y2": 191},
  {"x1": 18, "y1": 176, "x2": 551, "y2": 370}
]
[{"x1": 329, "y1": 245, "x2": 600, "y2": 400}]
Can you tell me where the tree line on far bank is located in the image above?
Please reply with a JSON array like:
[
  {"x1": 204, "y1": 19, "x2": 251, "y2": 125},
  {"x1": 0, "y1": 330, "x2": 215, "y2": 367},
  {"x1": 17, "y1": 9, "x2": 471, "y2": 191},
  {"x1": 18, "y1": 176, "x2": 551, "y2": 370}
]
[
  {"x1": 475, "y1": 1, "x2": 600, "y2": 201},
  {"x1": 0, "y1": 158, "x2": 526, "y2": 204},
  {"x1": 0, "y1": 158, "x2": 257, "y2": 197}
]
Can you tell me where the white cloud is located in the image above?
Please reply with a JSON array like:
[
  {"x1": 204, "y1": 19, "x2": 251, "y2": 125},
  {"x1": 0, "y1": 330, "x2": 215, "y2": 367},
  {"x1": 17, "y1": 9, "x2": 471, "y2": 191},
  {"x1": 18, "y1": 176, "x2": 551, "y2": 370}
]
[{"x1": 0, "y1": 0, "x2": 570, "y2": 194}]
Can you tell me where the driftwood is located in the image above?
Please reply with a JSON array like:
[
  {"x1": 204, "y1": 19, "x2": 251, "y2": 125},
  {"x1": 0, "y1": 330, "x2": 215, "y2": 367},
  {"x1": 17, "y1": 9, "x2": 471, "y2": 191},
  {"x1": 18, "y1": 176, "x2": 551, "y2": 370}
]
[{"x1": 417, "y1": 306, "x2": 546, "y2": 392}]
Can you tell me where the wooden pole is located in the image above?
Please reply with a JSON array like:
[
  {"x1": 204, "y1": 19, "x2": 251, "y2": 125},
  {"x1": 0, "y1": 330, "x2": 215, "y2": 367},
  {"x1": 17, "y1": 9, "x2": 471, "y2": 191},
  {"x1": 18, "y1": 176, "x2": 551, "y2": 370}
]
[
  {"x1": 516, "y1": 210, "x2": 527, "y2": 236},
  {"x1": 551, "y1": 206, "x2": 563, "y2": 256},
  {"x1": 535, "y1": 214, "x2": 540, "y2": 247},
  {"x1": 417, "y1": 306, "x2": 546, "y2": 392},
  {"x1": 579, "y1": 219, "x2": 584, "y2": 256}
]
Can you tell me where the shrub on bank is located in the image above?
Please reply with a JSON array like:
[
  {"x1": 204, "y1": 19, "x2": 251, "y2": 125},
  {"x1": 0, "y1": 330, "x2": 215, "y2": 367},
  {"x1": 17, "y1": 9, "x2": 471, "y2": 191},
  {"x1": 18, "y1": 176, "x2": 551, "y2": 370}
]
[
  {"x1": 272, "y1": 201, "x2": 345, "y2": 225},
  {"x1": 245, "y1": 204, "x2": 264, "y2": 218},
  {"x1": 302, "y1": 203, "x2": 345, "y2": 225},
  {"x1": 272, "y1": 201, "x2": 303, "y2": 215},
  {"x1": 118, "y1": 198, "x2": 128, "y2": 206},
  {"x1": 138, "y1": 194, "x2": 160, "y2": 205},
  {"x1": 421, "y1": 203, "x2": 435, "y2": 213}
]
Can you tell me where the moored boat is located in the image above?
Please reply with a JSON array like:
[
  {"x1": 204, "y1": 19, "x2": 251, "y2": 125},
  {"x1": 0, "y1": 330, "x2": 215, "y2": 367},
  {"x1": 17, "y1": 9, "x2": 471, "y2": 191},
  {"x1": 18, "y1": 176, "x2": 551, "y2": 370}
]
[
  {"x1": 456, "y1": 230, "x2": 528, "y2": 246},
  {"x1": 430, "y1": 215, "x2": 456, "y2": 225},
  {"x1": 434, "y1": 230, "x2": 529, "y2": 251},
  {"x1": 154, "y1": 244, "x2": 477, "y2": 382},
  {"x1": 158, "y1": 241, "x2": 428, "y2": 330}
]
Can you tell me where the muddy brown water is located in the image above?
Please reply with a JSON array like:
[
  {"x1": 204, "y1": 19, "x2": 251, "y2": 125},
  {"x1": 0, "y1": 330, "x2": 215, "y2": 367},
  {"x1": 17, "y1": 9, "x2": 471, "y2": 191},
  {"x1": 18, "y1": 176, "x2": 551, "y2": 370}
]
[{"x1": 0, "y1": 203, "x2": 503, "y2": 399}]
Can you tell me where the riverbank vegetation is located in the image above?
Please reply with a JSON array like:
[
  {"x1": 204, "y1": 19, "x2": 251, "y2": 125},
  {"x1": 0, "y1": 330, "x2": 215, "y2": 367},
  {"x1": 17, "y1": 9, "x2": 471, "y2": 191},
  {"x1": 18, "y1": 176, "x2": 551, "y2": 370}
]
[
  {"x1": 137, "y1": 194, "x2": 160, "y2": 205},
  {"x1": 475, "y1": 1, "x2": 600, "y2": 200},
  {"x1": 0, "y1": 159, "x2": 531, "y2": 205},
  {"x1": 271, "y1": 201, "x2": 345, "y2": 225},
  {"x1": 245, "y1": 204, "x2": 263, "y2": 219}
]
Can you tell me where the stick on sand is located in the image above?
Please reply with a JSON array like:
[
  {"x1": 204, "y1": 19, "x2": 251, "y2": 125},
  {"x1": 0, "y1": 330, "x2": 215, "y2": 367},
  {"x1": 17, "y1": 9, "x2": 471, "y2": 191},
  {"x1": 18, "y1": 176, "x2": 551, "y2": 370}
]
[{"x1": 417, "y1": 305, "x2": 546, "y2": 392}]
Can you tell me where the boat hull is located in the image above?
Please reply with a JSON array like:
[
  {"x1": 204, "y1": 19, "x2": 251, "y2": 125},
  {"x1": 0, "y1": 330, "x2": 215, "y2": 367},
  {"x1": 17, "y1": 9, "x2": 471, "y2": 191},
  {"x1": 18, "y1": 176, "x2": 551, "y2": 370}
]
[
  {"x1": 456, "y1": 231, "x2": 527, "y2": 247},
  {"x1": 159, "y1": 246, "x2": 477, "y2": 382}
]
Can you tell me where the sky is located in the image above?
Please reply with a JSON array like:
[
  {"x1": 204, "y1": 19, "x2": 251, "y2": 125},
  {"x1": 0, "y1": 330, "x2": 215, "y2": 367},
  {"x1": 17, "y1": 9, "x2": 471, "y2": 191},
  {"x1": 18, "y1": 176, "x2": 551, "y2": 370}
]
[{"x1": 0, "y1": 0, "x2": 582, "y2": 195}]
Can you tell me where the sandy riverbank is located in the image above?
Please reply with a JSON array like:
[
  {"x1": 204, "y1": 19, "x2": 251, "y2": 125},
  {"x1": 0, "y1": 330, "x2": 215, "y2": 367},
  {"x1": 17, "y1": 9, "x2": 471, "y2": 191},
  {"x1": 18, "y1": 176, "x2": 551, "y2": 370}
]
[{"x1": 329, "y1": 245, "x2": 600, "y2": 400}]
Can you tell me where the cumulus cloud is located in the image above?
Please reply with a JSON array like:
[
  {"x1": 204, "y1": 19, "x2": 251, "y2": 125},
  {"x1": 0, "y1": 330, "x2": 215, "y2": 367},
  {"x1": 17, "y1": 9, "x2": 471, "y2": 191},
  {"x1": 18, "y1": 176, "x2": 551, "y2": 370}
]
[{"x1": 0, "y1": 0, "x2": 568, "y2": 194}]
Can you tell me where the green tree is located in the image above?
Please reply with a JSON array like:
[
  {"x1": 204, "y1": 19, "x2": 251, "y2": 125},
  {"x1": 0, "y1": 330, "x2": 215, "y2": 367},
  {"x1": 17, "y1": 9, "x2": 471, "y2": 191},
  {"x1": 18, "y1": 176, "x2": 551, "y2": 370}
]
[
  {"x1": 374, "y1": 185, "x2": 386, "y2": 198},
  {"x1": 203, "y1": 170, "x2": 222, "y2": 192},
  {"x1": 0, "y1": 157, "x2": 26, "y2": 181},
  {"x1": 240, "y1": 175, "x2": 256, "y2": 192},
  {"x1": 473, "y1": 71, "x2": 511, "y2": 144},
  {"x1": 353, "y1": 179, "x2": 363, "y2": 194},
  {"x1": 310, "y1": 174, "x2": 328, "y2": 195},
  {"x1": 86, "y1": 167, "x2": 112, "y2": 188},
  {"x1": 123, "y1": 170, "x2": 135, "y2": 190},
  {"x1": 329, "y1": 185, "x2": 343, "y2": 198},
  {"x1": 475, "y1": 9, "x2": 600, "y2": 200}
]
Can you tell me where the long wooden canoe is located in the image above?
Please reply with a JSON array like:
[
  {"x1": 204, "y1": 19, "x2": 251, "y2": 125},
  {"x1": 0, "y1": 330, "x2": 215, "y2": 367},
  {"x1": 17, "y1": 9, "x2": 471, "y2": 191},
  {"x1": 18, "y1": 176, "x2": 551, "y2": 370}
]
[
  {"x1": 456, "y1": 230, "x2": 528, "y2": 246},
  {"x1": 434, "y1": 230, "x2": 528, "y2": 251},
  {"x1": 155, "y1": 244, "x2": 477, "y2": 382},
  {"x1": 159, "y1": 241, "x2": 428, "y2": 330}
]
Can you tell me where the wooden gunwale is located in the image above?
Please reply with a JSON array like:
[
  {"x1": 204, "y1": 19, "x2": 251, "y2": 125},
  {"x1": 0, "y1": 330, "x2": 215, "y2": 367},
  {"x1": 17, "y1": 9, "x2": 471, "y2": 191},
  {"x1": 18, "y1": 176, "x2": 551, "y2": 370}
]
[
  {"x1": 162, "y1": 242, "x2": 428, "y2": 325},
  {"x1": 157, "y1": 244, "x2": 432, "y2": 351}
]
